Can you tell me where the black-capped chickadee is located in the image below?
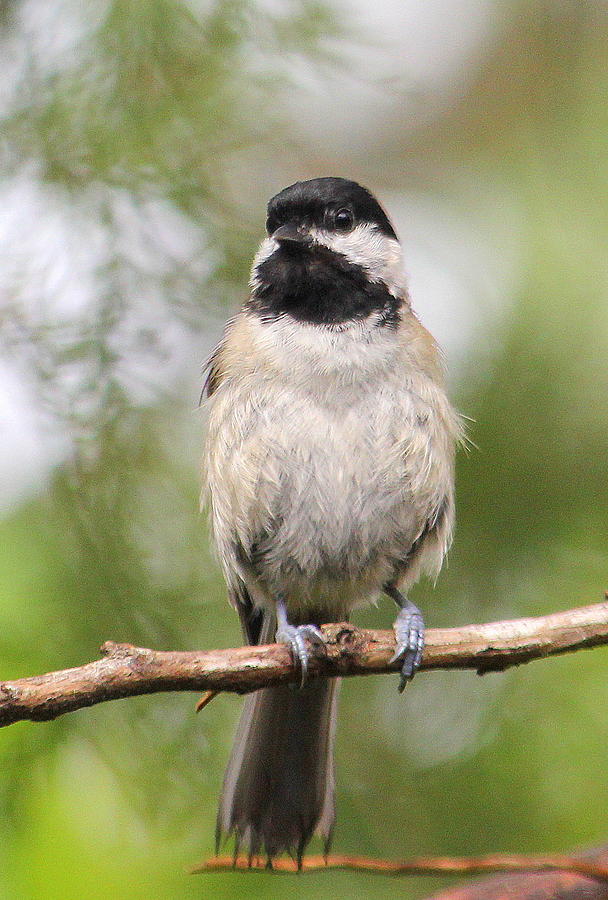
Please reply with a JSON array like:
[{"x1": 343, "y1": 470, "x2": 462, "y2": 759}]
[{"x1": 202, "y1": 177, "x2": 462, "y2": 863}]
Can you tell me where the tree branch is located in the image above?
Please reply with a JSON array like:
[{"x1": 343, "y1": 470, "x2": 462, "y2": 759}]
[
  {"x1": 1, "y1": 598, "x2": 607, "y2": 729},
  {"x1": 422, "y1": 845, "x2": 608, "y2": 900},
  {"x1": 192, "y1": 851, "x2": 608, "y2": 883}
]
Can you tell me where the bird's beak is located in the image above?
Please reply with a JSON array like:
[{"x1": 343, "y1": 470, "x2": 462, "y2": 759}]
[{"x1": 271, "y1": 223, "x2": 313, "y2": 247}]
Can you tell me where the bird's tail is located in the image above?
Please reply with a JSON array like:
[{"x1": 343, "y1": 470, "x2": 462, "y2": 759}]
[{"x1": 216, "y1": 674, "x2": 339, "y2": 864}]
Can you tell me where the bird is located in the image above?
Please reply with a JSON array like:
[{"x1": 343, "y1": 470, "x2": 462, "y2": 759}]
[{"x1": 202, "y1": 176, "x2": 462, "y2": 865}]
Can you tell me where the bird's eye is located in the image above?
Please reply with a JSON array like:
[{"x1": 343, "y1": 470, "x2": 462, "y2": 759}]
[{"x1": 333, "y1": 208, "x2": 354, "y2": 232}]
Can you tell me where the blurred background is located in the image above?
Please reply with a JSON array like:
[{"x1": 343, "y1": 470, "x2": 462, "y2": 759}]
[{"x1": 1, "y1": 0, "x2": 607, "y2": 897}]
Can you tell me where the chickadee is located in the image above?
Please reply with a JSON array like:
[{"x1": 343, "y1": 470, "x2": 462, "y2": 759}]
[{"x1": 202, "y1": 177, "x2": 462, "y2": 863}]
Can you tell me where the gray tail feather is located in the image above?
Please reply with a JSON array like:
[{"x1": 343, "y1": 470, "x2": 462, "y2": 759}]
[{"x1": 217, "y1": 675, "x2": 339, "y2": 863}]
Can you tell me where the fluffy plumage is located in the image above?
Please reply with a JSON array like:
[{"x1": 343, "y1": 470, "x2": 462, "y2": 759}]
[{"x1": 202, "y1": 177, "x2": 462, "y2": 862}]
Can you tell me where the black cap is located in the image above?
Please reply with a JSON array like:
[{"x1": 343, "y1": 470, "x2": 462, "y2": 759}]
[{"x1": 266, "y1": 177, "x2": 398, "y2": 241}]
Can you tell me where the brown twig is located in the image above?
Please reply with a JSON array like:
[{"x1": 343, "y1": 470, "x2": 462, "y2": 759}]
[
  {"x1": 1, "y1": 599, "x2": 607, "y2": 729},
  {"x1": 424, "y1": 846, "x2": 608, "y2": 900},
  {"x1": 195, "y1": 690, "x2": 219, "y2": 712},
  {"x1": 191, "y1": 852, "x2": 608, "y2": 883}
]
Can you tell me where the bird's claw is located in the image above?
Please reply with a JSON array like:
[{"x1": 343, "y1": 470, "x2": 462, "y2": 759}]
[
  {"x1": 391, "y1": 608, "x2": 425, "y2": 692},
  {"x1": 276, "y1": 623, "x2": 326, "y2": 686}
]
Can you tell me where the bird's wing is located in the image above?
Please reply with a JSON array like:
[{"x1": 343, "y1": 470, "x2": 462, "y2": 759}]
[
  {"x1": 230, "y1": 585, "x2": 267, "y2": 646},
  {"x1": 201, "y1": 316, "x2": 237, "y2": 399}
]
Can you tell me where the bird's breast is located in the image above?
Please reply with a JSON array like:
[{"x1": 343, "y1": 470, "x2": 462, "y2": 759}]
[{"x1": 205, "y1": 335, "x2": 454, "y2": 616}]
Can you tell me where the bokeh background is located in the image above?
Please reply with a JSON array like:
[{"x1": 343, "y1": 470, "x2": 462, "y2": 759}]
[{"x1": 1, "y1": 1, "x2": 608, "y2": 898}]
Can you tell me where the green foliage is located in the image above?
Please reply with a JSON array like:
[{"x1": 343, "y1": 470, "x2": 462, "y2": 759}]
[{"x1": 1, "y1": 1, "x2": 608, "y2": 898}]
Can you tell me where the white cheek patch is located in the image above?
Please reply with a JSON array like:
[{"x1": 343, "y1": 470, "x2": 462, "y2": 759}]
[
  {"x1": 311, "y1": 223, "x2": 408, "y2": 299},
  {"x1": 249, "y1": 236, "x2": 279, "y2": 292}
]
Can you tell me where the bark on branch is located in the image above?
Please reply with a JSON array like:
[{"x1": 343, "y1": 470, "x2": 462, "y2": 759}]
[
  {"x1": 1, "y1": 599, "x2": 607, "y2": 729},
  {"x1": 193, "y1": 851, "x2": 608, "y2": 884}
]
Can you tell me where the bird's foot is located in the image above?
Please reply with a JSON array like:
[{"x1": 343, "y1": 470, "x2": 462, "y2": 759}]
[
  {"x1": 276, "y1": 600, "x2": 326, "y2": 686},
  {"x1": 390, "y1": 601, "x2": 425, "y2": 692}
]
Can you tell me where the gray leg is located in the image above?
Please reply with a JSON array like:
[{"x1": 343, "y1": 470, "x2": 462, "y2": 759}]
[
  {"x1": 275, "y1": 597, "x2": 326, "y2": 686},
  {"x1": 385, "y1": 585, "x2": 425, "y2": 692}
]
